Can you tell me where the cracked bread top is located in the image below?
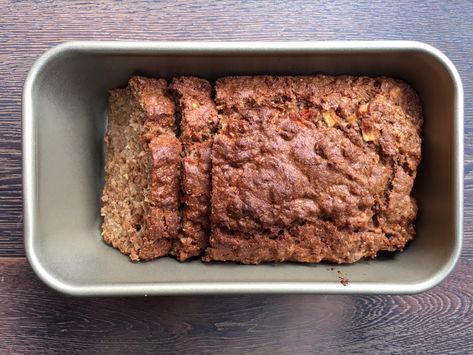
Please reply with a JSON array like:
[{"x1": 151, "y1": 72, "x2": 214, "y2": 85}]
[{"x1": 208, "y1": 75, "x2": 422, "y2": 263}]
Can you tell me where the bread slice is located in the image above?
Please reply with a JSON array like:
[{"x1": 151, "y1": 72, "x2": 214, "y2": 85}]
[
  {"x1": 205, "y1": 75, "x2": 422, "y2": 264},
  {"x1": 170, "y1": 77, "x2": 218, "y2": 261},
  {"x1": 101, "y1": 76, "x2": 181, "y2": 261}
]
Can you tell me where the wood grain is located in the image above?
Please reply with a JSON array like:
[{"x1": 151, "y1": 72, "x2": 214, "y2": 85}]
[
  {"x1": 0, "y1": 257, "x2": 472, "y2": 354},
  {"x1": 0, "y1": 1, "x2": 472, "y2": 353}
]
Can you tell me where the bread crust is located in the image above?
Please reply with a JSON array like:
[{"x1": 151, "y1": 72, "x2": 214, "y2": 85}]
[{"x1": 205, "y1": 75, "x2": 422, "y2": 264}]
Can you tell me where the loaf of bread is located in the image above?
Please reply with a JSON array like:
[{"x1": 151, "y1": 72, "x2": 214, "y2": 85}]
[
  {"x1": 102, "y1": 74, "x2": 422, "y2": 264},
  {"x1": 204, "y1": 75, "x2": 422, "y2": 264},
  {"x1": 101, "y1": 76, "x2": 181, "y2": 261}
]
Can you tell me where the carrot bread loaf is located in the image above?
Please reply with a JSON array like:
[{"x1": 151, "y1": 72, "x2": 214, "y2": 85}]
[
  {"x1": 101, "y1": 76, "x2": 181, "y2": 261},
  {"x1": 102, "y1": 74, "x2": 422, "y2": 264},
  {"x1": 170, "y1": 77, "x2": 218, "y2": 260},
  {"x1": 204, "y1": 75, "x2": 422, "y2": 264}
]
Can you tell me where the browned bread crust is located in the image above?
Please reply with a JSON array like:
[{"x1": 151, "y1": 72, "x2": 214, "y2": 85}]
[{"x1": 204, "y1": 75, "x2": 422, "y2": 264}]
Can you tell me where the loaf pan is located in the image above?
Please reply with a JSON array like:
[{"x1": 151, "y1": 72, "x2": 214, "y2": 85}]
[{"x1": 23, "y1": 41, "x2": 463, "y2": 296}]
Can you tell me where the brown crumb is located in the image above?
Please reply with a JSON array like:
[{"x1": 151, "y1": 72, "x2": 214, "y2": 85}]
[{"x1": 337, "y1": 270, "x2": 349, "y2": 286}]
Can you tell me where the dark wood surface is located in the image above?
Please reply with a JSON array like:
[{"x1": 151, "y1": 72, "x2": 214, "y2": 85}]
[{"x1": 0, "y1": 0, "x2": 472, "y2": 353}]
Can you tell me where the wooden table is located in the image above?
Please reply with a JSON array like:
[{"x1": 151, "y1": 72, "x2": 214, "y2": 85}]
[{"x1": 1, "y1": 1, "x2": 472, "y2": 353}]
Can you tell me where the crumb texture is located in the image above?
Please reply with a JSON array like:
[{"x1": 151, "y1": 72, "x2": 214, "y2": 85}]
[{"x1": 101, "y1": 76, "x2": 181, "y2": 261}]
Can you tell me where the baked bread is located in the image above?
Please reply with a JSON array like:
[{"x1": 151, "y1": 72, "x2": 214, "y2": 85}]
[
  {"x1": 204, "y1": 75, "x2": 422, "y2": 264},
  {"x1": 101, "y1": 76, "x2": 181, "y2": 261},
  {"x1": 170, "y1": 77, "x2": 218, "y2": 260},
  {"x1": 102, "y1": 74, "x2": 422, "y2": 265}
]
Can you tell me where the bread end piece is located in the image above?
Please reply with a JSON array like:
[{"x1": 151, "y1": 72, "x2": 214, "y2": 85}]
[{"x1": 101, "y1": 76, "x2": 181, "y2": 261}]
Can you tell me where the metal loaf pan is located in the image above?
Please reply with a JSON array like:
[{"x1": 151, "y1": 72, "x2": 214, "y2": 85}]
[{"x1": 23, "y1": 41, "x2": 463, "y2": 296}]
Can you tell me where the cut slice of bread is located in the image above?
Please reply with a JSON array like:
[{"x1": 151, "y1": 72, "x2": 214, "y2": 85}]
[
  {"x1": 101, "y1": 76, "x2": 181, "y2": 261},
  {"x1": 170, "y1": 77, "x2": 218, "y2": 261}
]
